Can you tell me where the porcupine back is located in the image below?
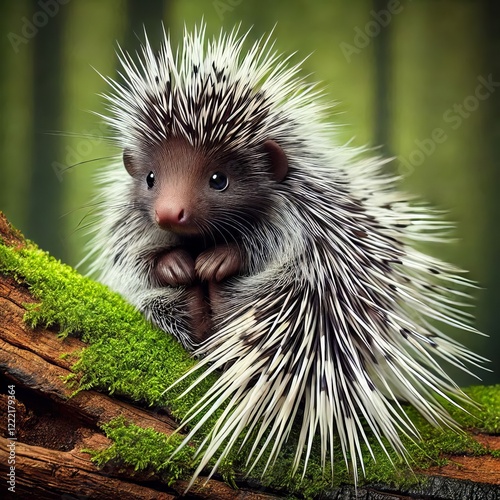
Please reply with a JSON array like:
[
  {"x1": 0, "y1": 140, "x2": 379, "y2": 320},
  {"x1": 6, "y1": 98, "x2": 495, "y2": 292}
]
[{"x1": 89, "y1": 24, "x2": 486, "y2": 487}]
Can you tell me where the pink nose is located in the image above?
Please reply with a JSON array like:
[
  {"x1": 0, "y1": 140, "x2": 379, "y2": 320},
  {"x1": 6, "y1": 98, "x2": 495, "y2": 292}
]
[{"x1": 155, "y1": 205, "x2": 188, "y2": 228}]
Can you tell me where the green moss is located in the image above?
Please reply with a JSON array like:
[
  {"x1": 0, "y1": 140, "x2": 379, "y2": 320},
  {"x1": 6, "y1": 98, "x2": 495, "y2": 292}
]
[
  {"x1": 461, "y1": 385, "x2": 500, "y2": 433},
  {"x1": 1, "y1": 235, "x2": 500, "y2": 498},
  {"x1": 0, "y1": 241, "x2": 217, "y2": 419},
  {"x1": 85, "y1": 417, "x2": 196, "y2": 486}
]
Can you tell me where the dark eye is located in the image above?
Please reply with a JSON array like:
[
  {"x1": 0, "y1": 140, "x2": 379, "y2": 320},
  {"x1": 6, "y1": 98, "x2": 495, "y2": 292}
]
[
  {"x1": 146, "y1": 171, "x2": 155, "y2": 189},
  {"x1": 209, "y1": 172, "x2": 229, "y2": 191}
]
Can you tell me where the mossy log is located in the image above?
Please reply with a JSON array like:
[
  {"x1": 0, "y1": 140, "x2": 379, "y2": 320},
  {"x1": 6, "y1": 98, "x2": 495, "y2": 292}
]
[{"x1": 0, "y1": 211, "x2": 499, "y2": 499}]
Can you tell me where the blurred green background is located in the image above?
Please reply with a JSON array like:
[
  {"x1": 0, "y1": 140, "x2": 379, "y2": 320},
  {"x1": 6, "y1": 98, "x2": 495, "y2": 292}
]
[{"x1": 0, "y1": 0, "x2": 498, "y2": 385}]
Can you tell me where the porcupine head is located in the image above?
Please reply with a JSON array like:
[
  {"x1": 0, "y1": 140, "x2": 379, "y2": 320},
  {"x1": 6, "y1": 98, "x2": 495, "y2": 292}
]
[
  {"x1": 103, "y1": 29, "x2": 290, "y2": 346},
  {"x1": 92, "y1": 23, "x2": 486, "y2": 490},
  {"x1": 123, "y1": 122, "x2": 288, "y2": 344}
]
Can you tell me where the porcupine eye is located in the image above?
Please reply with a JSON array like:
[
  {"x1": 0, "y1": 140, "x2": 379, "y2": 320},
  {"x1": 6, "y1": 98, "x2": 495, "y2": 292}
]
[
  {"x1": 209, "y1": 172, "x2": 229, "y2": 191},
  {"x1": 146, "y1": 171, "x2": 155, "y2": 189}
]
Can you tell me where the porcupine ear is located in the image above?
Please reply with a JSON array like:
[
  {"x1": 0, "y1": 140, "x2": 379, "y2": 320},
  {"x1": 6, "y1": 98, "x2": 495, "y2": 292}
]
[
  {"x1": 263, "y1": 139, "x2": 288, "y2": 182},
  {"x1": 123, "y1": 149, "x2": 139, "y2": 177}
]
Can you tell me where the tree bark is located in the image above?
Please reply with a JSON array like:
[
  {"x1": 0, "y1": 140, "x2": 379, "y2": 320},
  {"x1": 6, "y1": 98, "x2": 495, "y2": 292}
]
[{"x1": 0, "y1": 212, "x2": 499, "y2": 499}]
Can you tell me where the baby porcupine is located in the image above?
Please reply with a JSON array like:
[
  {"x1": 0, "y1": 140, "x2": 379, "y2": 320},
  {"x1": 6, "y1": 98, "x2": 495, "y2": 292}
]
[{"x1": 88, "y1": 24, "x2": 486, "y2": 486}]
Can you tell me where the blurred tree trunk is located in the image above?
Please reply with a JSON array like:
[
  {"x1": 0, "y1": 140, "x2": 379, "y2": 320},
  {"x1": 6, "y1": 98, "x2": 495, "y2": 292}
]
[
  {"x1": 479, "y1": 0, "x2": 500, "y2": 376},
  {"x1": 125, "y1": 0, "x2": 171, "y2": 51},
  {"x1": 372, "y1": 0, "x2": 392, "y2": 155},
  {"x1": 27, "y1": 0, "x2": 66, "y2": 262}
]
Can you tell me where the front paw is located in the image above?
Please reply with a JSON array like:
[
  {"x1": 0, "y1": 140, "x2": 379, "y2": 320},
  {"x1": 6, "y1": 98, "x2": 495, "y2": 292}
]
[
  {"x1": 155, "y1": 248, "x2": 195, "y2": 286},
  {"x1": 195, "y1": 243, "x2": 242, "y2": 282}
]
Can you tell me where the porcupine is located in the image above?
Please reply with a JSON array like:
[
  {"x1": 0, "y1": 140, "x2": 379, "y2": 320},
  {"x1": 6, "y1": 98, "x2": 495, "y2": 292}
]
[{"x1": 88, "y1": 24, "x2": 486, "y2": 486}]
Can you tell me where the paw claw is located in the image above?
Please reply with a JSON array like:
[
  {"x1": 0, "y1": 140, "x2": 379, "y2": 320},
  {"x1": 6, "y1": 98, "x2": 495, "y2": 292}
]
[
  {"x1": 155, "y1": 248, "x2": 195, "y2": 286},
  {"x1": 195, "y1": 244, "x2": 242, "y2": 282}
]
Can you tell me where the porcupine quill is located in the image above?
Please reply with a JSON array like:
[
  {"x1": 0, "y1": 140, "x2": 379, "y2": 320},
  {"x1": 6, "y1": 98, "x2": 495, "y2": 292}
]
[{"x1": 87, "y1": 23, "x2": 487, "y2": 489}]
